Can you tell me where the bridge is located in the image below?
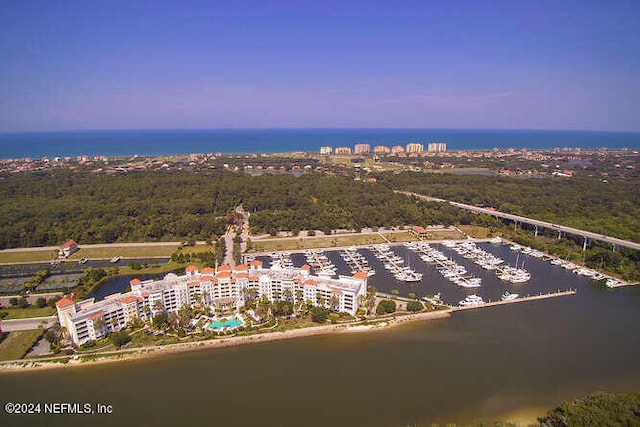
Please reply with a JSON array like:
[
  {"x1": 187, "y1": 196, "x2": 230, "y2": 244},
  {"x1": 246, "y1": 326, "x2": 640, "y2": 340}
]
[{"x1": 398, "y1": 191, "x2": 640, "y2": 252}]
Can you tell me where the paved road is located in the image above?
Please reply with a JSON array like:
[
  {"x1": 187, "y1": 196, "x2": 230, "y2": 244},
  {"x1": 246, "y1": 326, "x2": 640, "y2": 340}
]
[
  {"x1": 399, "y1": 191, "x2": 640, "y2": 251},
  {"x1": 0, "y1": 316, "x2": 56, "y2": 331}
]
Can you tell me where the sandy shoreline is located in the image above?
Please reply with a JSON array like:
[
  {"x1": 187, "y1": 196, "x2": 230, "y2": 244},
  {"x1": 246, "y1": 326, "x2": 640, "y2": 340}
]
[{"x1": 0, "y1": 309, "x2": 451, "y2": 373}]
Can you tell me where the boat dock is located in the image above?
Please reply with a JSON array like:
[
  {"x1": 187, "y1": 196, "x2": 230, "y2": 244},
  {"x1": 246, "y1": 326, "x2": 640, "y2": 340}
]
[
  {"x1": 340, "y1": 248, "x2": 370, "y2": 273},
  {"x1": 452, "y1": 289, "x2": 577, "y2": 312},
  {"x1": 371, "y1": 245, "x2": 403, "y2": 270},
  {"x1": 606, "y1": 280, "x2": 639, "y2": 289}
]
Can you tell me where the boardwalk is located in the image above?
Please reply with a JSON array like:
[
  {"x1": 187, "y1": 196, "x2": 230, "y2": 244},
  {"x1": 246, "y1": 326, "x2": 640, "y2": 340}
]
[{"x1": 398, "y1": 191, "x2": 640, "y2": 251}]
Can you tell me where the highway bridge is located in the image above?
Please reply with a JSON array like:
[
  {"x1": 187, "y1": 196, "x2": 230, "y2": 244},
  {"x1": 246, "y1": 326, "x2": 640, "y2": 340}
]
[{"x1": 398, "y1": 191, "x2": 640, "y2": 252}]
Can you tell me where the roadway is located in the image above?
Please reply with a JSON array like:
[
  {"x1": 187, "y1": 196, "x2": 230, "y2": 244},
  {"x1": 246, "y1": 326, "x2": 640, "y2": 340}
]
[{"x1": 399, "y1": 191, "x2": 640, "y2": 251}]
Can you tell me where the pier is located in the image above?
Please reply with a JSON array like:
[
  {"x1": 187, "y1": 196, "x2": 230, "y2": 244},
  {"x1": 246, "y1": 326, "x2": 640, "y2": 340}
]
[
  {"x1": 606, "y1": 280, "x2": 640, "y2": 289},
  {"x1": 452, "y1": 289, "x2": 577, "y2": 312},
  {"x1": 340, "y1": 248, "x2": 370, "y2": 273}
]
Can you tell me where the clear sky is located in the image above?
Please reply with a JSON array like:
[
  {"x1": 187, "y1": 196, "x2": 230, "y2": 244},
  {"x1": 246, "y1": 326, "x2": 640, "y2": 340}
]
[{"x1": 1, "y1": 0, "x2": 639, "y2": 132}]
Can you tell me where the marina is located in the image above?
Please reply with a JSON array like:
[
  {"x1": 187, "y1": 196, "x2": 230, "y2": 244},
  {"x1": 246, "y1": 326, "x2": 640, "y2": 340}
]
[
  {"x1": 405, "y1": 241, "x2": 482, "y2": 288},
  {"x1": 339, "y1": 247, "x2": 375, "y2": 277},
  {"x1": 369, "y1": 244, "x2": 422, "y2": 282},
  {"x1": 303, "y1": 249, "x2": 338, "y2": 278}
]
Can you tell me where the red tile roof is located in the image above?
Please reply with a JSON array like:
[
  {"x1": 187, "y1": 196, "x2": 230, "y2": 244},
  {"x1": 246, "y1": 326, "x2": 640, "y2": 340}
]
[
  {"x1": 236, "y1": 272, "x2": 248, "y2": 279},
  {"x1": 121, "y1": 296, "x2": 139, "y2": 304},
  {"x1": 201, "y1": 267, "x2": 215, "y2": 274},
  {"x1": 200, "y1": 275, "x2": 214, "y2": 281},
  {"x1": 185, "y1": 265, "x2": 199, "y2": 272},
  {"x1": 248, "y1": 276, "x2": 259, "y2": 282},
  {"x1": 217, "y1": 271, "x2": 232, "y2": 279},
  {"x1": 303, "y1": 279, "x2": 317, "y2": 286},
  {"x1": 332, "y1": 289, "x2": 343, "y2": 294},
  {"x1": 88, "y1": 312, "x2": 104, "y2": 321},
  {"x1": 301, "y1": 264, "x2": 310, "y2": 270},
  {"x1": 235, "y1": 264, "x2": 248, "y2": 271},
  {"x1": 188, "y1": 281, "x2": 201, "y2": 288},
  {"x1": 250, "y1": 260, "x2": 263, "y2": 266},
  {"x1": 218, "y1": 265, "x2": 232, "y2": 272},
  {"x1": 352, "y1": 271, "x2": 368, "y2": 280},
  {"x1": 130, "y1": 278, "x2": 142, "y2": 286},
  {"x1": 55, "y1": 297, "x2": 75, "y2": 308},
  {"x1": 59, "y1": 239, "x2": 78, "y2": 248},
  {"x1": 141, "y1": 291, "x2": 150, "y2": 297}
]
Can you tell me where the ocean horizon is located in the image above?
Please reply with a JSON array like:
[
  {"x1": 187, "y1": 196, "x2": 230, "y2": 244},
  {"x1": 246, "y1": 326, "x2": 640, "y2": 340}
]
[{"x1": 0, "y1": 128, "x2": 639, "y2": 159}]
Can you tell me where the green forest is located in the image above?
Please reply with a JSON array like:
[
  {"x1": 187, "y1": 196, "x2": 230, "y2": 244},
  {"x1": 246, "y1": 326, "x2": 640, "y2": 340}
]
[
  {"x1": 539, "y1": 391, "x2": 640, "y2": 426},
  {"x1": 378, "y1": 172, "x2": 640, "y2": 243},
  {"x1": 0, "y1": 170, "x2": 473, "y2": 249}
]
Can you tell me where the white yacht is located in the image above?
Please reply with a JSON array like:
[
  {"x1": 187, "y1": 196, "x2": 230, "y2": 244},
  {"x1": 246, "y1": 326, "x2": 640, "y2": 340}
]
[
  {"x1": 459, "y1": 295, "x2": 485, "y2": 307},
  {"x1": 110, "y1": 256, "x2": 121, "y2": 263},
  {"x1": 501, "y1": 292, "x2": 519, "y2": 301}
]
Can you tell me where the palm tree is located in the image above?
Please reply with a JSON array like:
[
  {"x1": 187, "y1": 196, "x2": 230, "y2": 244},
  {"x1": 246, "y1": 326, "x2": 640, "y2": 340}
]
[
  {"x1": 316, "y1": 292, "x2": 325, "y2": 308},
  {"x1": 329, "y1": 295, "x2": 339, "y2": 312},
  {"x1": 153, "y1": 300, "x2": 164, "y2": 313}
]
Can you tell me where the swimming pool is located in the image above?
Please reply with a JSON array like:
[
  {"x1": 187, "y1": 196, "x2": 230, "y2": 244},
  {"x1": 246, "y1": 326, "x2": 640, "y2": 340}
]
[{"x1": 208, "y1": 317, "x2": 243, "y2": 331}]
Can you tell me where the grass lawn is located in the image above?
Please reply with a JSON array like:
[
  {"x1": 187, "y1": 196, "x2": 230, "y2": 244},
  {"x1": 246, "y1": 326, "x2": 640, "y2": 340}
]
[
  {"x1": 458, "y1": 225, "x2": 492, "y2": 239},
  {"x1": 250, "y1": 229, "x2": 464, "y2": 252},
  {"x1": 0, "y1": 330, "x2": 44, "y2": 361},
  {"x1": 0, "y1": 250, "x2": 59, "y2": 264},
  {"x1": 68, "y1": 245, "x2": 178, "y2": 260},
  {"x1": 115, "y1": 260, "x2": 185, "y2": 276},
  {"x1": 0, "y1": 244, "x2": 179, "y2": 264},
  {"x1": 251, "y1": 234, "x2": 388, "y2": 252},
  {"x1": 0, "y1": 306, "x2": 56, "y2": 320}
]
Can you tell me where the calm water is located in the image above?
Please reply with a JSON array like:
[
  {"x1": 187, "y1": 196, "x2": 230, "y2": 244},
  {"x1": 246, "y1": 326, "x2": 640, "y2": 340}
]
[
  {"x1": 1, "y1": 128, "x2": 639, "y2": 158},
  {"x1": 1, "y1": 245, "x2": 639, "y2": 426}
]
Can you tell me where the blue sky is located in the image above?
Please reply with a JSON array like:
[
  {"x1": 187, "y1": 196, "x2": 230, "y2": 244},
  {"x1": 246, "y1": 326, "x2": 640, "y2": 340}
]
[{"x1": 1, "y1": 0, "x2": 639, "y2": 132}]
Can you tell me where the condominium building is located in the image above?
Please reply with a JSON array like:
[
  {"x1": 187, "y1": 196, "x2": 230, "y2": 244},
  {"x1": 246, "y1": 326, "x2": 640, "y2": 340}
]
[
  {"x1": 56, "y1": 262, "x2": 368, "y2": 345},
  {"x1": 406, "y1": 142, "x2": 424, "y2": 153},
  {"x1": 354, "y1": 143, "x2": 371, "y2": 154},
  {"x1": 391, "y1": 145, "x2": 405, "y2": 154},
  {"x1": 320, "y1": 146, "x2": 333, "y2": 155},
  {"x1": 373, "y1": 145, "x2": 391, "y2": 154},
  {"x1": 334, "y1": 147, "x2": 352, "y2": 154},
  {"x1": 428, "y1": 142, "x2": 447, "y2": 152}
]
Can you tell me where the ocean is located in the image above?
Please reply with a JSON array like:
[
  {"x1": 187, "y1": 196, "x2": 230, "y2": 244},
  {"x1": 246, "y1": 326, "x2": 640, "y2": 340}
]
[{"x1": 0, "y1": 128, "x2": 639, "y2": 159}]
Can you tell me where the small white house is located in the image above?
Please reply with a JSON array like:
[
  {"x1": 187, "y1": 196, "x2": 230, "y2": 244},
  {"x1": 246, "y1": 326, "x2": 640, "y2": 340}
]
[{"x1": 58, "y1": 240, "x2": 79, "y2": 258}]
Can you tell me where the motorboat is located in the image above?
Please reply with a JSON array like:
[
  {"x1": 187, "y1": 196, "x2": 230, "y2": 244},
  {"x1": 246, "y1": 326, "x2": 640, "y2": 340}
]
[
  {"x1": 501, "y1": 292, "x2": 519, "y2": 301},
  {"x1": 459, "y1": 295, "x2": 485, "y2": 307}
]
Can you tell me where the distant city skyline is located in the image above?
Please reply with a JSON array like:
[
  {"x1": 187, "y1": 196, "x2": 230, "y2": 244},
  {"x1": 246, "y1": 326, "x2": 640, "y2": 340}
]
[{"x1": 1, "y1": 1, "x2": 639, "y2": 132}]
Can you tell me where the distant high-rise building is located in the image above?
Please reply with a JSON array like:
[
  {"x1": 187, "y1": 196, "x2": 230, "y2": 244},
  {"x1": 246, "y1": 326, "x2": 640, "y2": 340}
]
[
  {"x1": 335, "y1": 147, "x2": 352, "y2": 154},
  {"x1": 354, "y1": 143, "x2": 371, "y2": 154},
  {"x1": 406, "y1": 142, "x2": 424, "y2": 153},
  {"x1": 373, "y1": 145, "x2": 391, "y2": 154},
  {"x1": 428, "y1": 142, "x2": 447, "y2": 152},
  {"x1": 391, "y1": 145, "x2": 405, "y2": 154},
  {"x1": 320, "y1": 146, "x2": 333, "y2": 155}
]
